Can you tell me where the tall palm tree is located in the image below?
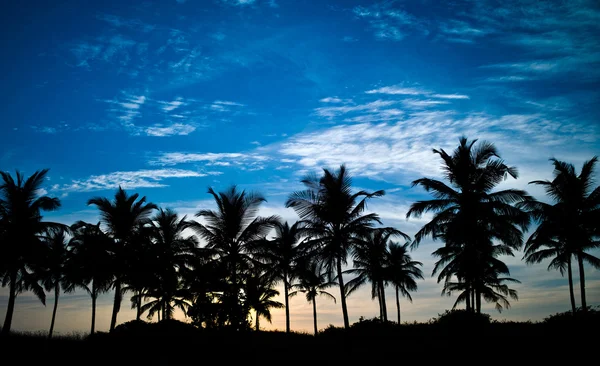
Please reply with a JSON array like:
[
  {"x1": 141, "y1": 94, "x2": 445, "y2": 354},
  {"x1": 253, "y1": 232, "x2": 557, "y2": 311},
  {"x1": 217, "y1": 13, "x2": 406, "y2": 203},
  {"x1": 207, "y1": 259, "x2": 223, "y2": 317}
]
[
  {"x1": 523, "y1": 203, "x2": 577, "y2": 313},
  {"x1": 286, "y1": 165, "x2": 384, "y2": 329},
  {"x1": 345, "y1": 228, "x2": 409, "y2": 321},
  {"x1": 40, "y1": 227, "x2": 75, "y2": 338},
  {"x1": 88, "y1": 187, "x2": 157, "y2": 331},
  {"x1": 244, "y1": 272, "x2": 283, "y2": 331},
  {"x1": 68, "y1": 221, "x2": 113, "y2": 334},
  {"x1": 387, "y1": 242, "x2": 423, "y2": 324},
  {"x1": 528, "y1": 156, "x2": 600, "y2": 312},
  {"x1": 290, "y1": 260, "x2": 336, "y2": 335},
  {"x1": 252, "y1": 220, "x2": 302, "y2": 333},
  {"x1": 191, "y1": 186, "x2": 279, "y2": 329},
  {"x1": 0, "y1": 169, "x2": 61, "y2": 334},
  {"x1": 407, "y1": 137, "x2": 530, "y2": 313}
]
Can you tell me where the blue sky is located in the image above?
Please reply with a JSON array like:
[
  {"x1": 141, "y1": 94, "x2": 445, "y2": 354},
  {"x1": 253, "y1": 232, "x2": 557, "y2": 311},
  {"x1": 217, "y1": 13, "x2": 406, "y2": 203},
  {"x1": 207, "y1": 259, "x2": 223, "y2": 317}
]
[{"x1": 1, "y1": 0, "x2": 599, "y2": 334}]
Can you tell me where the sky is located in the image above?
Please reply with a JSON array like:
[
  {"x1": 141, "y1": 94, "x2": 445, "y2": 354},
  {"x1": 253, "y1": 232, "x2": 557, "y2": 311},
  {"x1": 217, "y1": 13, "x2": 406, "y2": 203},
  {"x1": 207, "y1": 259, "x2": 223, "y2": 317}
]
[{"x1": 1, "y1": 0, "x2": 599, "y2": 335}]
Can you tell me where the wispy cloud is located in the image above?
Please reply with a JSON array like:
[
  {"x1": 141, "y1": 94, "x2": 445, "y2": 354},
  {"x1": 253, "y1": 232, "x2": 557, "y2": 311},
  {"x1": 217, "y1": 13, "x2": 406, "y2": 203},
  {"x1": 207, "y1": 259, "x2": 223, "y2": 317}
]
[
  {"x1": 315, "y1": 100, "x2": 398, "y2": 118},
  {"x1": 160, "y1": 97, "x2": 186, "y2": 112},
  {"x1": 219, "y1": 0, "x2": 257, "y2": 6},
  {"x1": 431, "y1": 94, "x2": 470, "y2": 100},
  {"x1": 145, "y1": 123, "x2": 196, "y2": 137},
  {"x1": 56, "y1": 169, "x2": 217, "y2": 192},
  {"x1": 365, "y1": 86, "x2": 427, "y2": 95},
  {"x1": 438, "y1": 20, "x2": 488, "y2": 43},
  {"x1": 402, "y1": 99, "x2": 450, "y2": 108},
  {"x1": 353, "y1": 3, "x2": 424, "y2": 42},
  {"x1": 151, "y1": 152, "x2": 269, "y2": 170},
  {"x1": 96, "y1": 14, "x2": 156, "y2": 33}
]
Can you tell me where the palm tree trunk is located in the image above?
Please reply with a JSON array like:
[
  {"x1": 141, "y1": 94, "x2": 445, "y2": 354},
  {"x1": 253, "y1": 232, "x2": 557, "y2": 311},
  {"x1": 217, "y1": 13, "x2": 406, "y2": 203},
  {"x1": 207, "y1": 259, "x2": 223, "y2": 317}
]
[
  {"x1": 476, "y1": 287, "x2": 481, "y2": 314},
  {"x1": 577, "y1": 252, "x2": 587, "y2": 313},
  {"x1": 465, "y1": 286, "x2": 471, "y2": 312},
  {"x1": 91, "y1": 282, "x2": 97, "y2": 335},
  {"x1": 379, "y1": 281, "x2": 388, "y2": 322},
  {"x1": 1, "y1": 271, "x2": 17, "y2": 335},
  {"x1": 136, "y1": 291, "x2": 141, "y2": 321},
  {"x1": 567, "y1": 258, "x2": 576, "y2": 314},
  {"x1": 376, "y1": 285, "x2": 383, "y2": 320},
  {"x1": 284, "y1": 279, "x2": 290, "y2": 333},
  {"x1": 312, "y1": 298, "x2": 318, "y2": 336},
  {"x1": 49, "y1": 283, "x2": 60, "y2": 338},
  {"x1": 336, "y1": 257, "x2": 350, "y2": 329},
  {"x1": 395, "y1": 286, "x2": 401, "y2": 324},
  {"x1": 255, "y1": 311, "x2": 260, "y2": 331},
  {"x1": 109, "y1": 279, "x2": 122, "y2": 331}
]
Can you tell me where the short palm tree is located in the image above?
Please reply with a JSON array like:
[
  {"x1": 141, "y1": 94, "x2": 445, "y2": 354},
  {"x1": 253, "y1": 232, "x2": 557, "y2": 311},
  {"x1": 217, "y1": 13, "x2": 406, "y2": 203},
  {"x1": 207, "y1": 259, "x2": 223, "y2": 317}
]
[
  {"x1": 40, "y1": 227, "x2": 75, "y2": 338},
  {"x1": 252, "y1": 220, "x2": 302, "y2": 333},
  {"x1": 68, "y1": 221, "x2": 114, "y2": 334},
  {"x1": 528, "y1": 157, "x2": 600, "y2": 312},
  {"x1": 88, "y1": 187, "x2": 157, "y2": 331},
  {"x1": 387, "y1": 242, "x2": 423, "y2": 324},
  {"x1": 407, "y1": 137, "x2": 530, "y2": 313},
  {"x1": 0, "y1": 169, "x2": 62, "y2": 334},
  {"x1": 286, "y1": 165, "x2": 384, "y2": 329},
  {"x1": 244, "y1": 272, "x2": 284, "y2": 331},
  {"x1": 290, "y1": 260, "x2": 336, "y2": 335},
  {"x1": 191, "y1": 186, "x2": 279, "y2": 329},
  {"x1": 345, "y1": 228, "x2": 409, "y2": 321}
]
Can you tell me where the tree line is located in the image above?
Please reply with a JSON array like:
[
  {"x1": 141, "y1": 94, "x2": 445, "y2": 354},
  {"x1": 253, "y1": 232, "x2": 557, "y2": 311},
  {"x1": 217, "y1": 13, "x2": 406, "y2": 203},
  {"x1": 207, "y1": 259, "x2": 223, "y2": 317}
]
[{"x1": 1, "y1": 137, "x2": 598, "y2": 337}]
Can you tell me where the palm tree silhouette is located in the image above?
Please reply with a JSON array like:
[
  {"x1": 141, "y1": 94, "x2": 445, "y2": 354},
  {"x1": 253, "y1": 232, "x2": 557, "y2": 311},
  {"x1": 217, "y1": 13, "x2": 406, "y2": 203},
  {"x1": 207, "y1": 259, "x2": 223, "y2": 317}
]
[
  {"x1": 407, "y1": 137, "x2": 530, "y2": 313},
  {"x1": 191, "y1": 186, "x2": 279, "y2": 329},
  {"x1": 527, "y1": 156, "x2": 600, "y2": 312},
  {"x1": 252, "y1": 220, "x2": 302, "y2": 333},
  {"x1": 387, "y1": 242, "x2": 423, "y2": 324},
  {"x1": 345, "y1": 228, "x2": 409, "y2": 321},
  {"x1": 286, "y1": 165, "x2": 383, "y2": 328},
  {"x1": 290, "y1": 259, "x2": 336, "y2": 335},
  {"x1": 88, "y1": 187, "x2": 157, "y2": 331},
  {"x1": 68, "y1": 221, "x2": 113, "y2": 334},
  {"x1": 140, "y1": 208, "x2": 197, "y2": 321},
  {"x1": 523, "y1": 203, "x2": 578, "y2": 313},
  {"x1": 244, "y1": 272, "x2": 284, "y2": 331},
  {"x1": 0, "y1": 169, "x2": 62, "y2": 334},
  {"x1": 40, "y1": 227, "x2": 74, "y2": 338}
]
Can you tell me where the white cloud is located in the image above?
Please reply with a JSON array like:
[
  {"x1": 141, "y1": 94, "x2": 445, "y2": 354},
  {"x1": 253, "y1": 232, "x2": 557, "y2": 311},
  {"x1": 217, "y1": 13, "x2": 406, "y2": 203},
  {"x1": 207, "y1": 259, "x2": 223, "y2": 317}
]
[
  {"x1": 213, "y1": 100, "x2": 245, "y2": 106},
  {"x1": 57, "y1": 169, "x2": 216, "y2": 192},
  {"x1": 485, "y1": 75, "x2": 531, "y2": 82},
  {"x1": 145, "y1": 123, "x2": 196, "y2": 137},
  {"x1": 160, "y1": 97, "x2": 185, "y2": 112},
  {"x1": 402, "y1": 99, "x2": 450, "y2": 108},
  {"x1": 319, "y1": 97, "x2": 345, "y2": 103},
  {"x1": 151, "y1": 152, "x2": 269, "y2": 168},
  {"x1": 315, "y1": 100, "x2": 398, "y2": 118},
  {"x1": 366, "y1": 86, "x2": 426, "y2": 95},
  {"x1": 37, "y1": 188, "x2": 48, "y2": 196},
  {"x1": 431, "y1": 94, "x2": 470, "y2": 99},
  {"x1": 220, "y1": 0, "x2": 256, "y2": 6}
]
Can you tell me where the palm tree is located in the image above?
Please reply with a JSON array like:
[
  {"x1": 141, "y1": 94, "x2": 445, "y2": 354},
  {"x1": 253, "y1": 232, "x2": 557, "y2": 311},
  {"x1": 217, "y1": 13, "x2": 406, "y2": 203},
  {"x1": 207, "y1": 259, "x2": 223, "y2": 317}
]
[
  {"x1": 88, "y1": 187, "x2": 157, "y2": 331},
  {"x1": 290, "y1": 260, "x2": 336, "y2": 335},
  {"x1": 252, "y1": 220, "x2": 302, "y2": 333},
  {"x1": 443, "y1": 265, "x2": 519, "y2": 313},
  {"x1": 286, "y1": 165, "x2": 384, "y2": 329},
  {"x1": 407, "y1": 137, "x2": 530, "y2": 313},
  {"x1": 345, "y1": 228, "x2": 409, "y2": 321},
  {"x1": 0, "y1": 169, "x2": 61, "y2": 334},
  {"x1": 191, "y1": 186, "x2": 279, "y2": 329},
  {"x1": 387, "y1": 242, "x2": 423, "y2": 324},
  {"x1": 40, "y1": 227, "x2": 75, "y2": 338},
  {"x1": 523, "y1": 203, "x2": 577, "y2": 313},
  {"x1": 244, "y1": 272, "x2": 283, "y2": 331},
  {"x1": 528, "y1": 157, "x2": 600, "y2": 312},
  {"x1": 68, "y1": 221, "x2": 114, "y2": 334},
  {"x1": 135, "y1": 280, "x2": 192, "y2": 321}
]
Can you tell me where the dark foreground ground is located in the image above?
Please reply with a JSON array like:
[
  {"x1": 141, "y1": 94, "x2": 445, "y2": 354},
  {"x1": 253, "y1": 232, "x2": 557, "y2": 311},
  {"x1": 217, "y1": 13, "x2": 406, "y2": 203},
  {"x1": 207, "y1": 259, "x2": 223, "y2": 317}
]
[{"x1": 1, "y1": 309, "x2": 598, "y2": 365}]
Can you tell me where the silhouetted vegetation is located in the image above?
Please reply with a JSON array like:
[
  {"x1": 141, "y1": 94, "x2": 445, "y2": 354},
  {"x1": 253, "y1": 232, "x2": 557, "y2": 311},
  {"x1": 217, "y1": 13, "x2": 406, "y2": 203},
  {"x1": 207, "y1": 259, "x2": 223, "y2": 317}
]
[{"x1": 1, "y1": 137, "x2": 599, "y2": 347}]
